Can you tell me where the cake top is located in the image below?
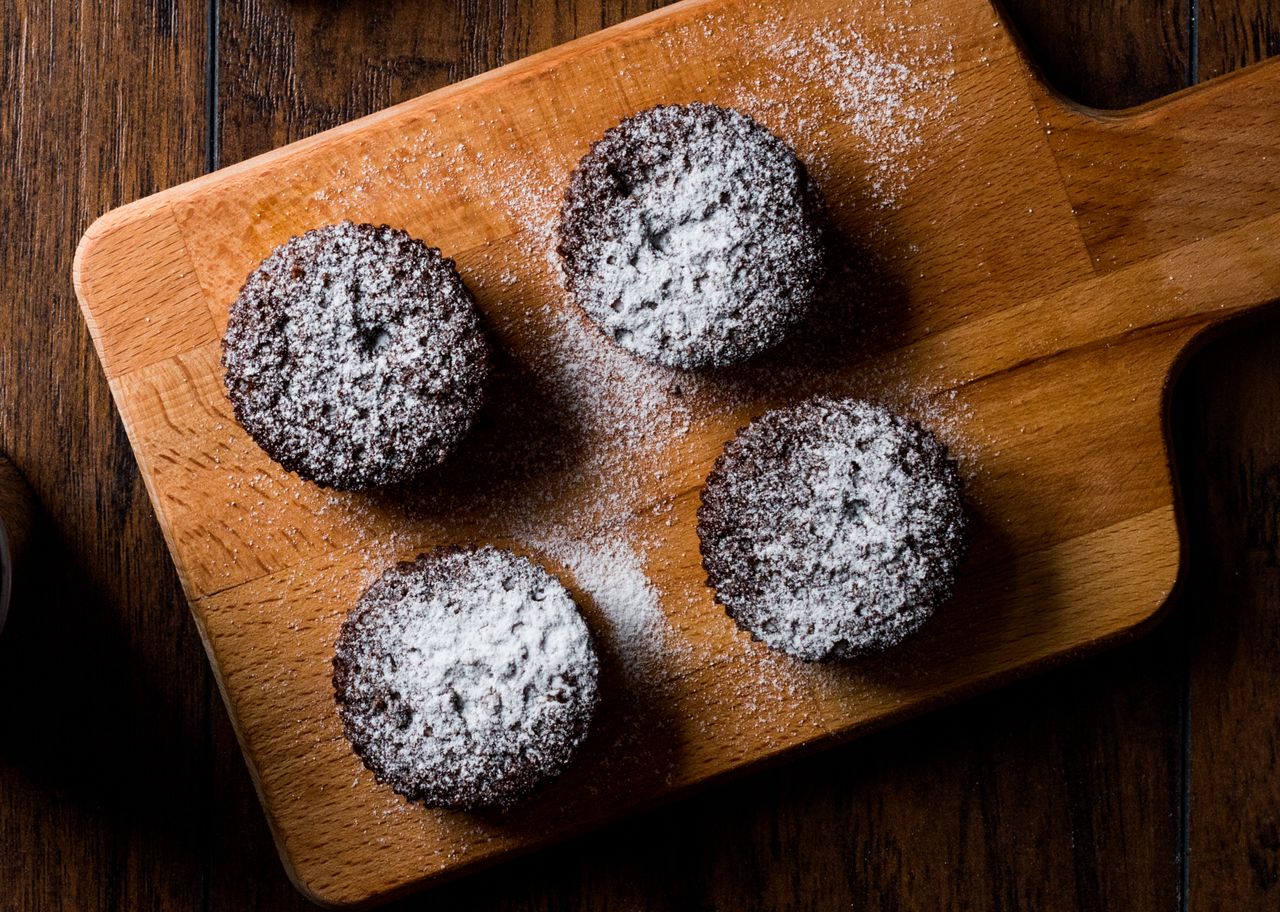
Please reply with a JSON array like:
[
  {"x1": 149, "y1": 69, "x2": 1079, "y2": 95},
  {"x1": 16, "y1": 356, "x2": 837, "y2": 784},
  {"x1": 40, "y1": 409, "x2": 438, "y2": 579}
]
[
  {"x1": 333, "y1": 546, "x2": 599, "y2": 808},
  {"x1": 558, "y1": 103, "x2": 824, "y2": 369},
  {"x1": 222, "y1": 221, "x2": 489, "y2": 490},
  {"x1": 698, "y1": 397, "x2": 966, "y2": 660}
]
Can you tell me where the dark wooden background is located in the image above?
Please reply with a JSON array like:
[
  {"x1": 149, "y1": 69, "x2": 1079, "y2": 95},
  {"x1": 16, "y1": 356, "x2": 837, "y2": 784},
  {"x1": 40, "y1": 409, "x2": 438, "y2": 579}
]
[{"x1": 2, "y1": 0, "x2": 1279, "y2": 908}]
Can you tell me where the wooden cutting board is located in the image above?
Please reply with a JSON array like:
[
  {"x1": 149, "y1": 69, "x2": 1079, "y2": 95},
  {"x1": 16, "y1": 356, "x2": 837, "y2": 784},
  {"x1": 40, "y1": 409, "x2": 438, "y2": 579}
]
[{"x1": 72, "y1": 0, "x2": 1280, "y2": 905}]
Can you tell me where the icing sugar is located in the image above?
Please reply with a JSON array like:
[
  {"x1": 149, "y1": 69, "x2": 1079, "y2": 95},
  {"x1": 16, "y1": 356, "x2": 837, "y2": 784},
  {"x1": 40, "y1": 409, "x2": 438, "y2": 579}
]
[
  {"x1": 558, "y1": 103, "x2": 823, "y2": 369},
  {"x1": 222, "y1": 221, "x2": 488, "y2": 489},
  {"x1": 699, "y1": 398, "x2": 966, "y2": 660},
  {"x1": 333, "y1": 546, "x2": 599, "y2": 808}
]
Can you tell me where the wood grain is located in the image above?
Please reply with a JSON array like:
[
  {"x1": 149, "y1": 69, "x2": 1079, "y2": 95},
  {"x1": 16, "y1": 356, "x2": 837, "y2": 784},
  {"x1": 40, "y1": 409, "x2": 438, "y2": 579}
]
[
  {"x1": 1028, "y1": 63, "x2": 1280, "y2": 273},
  {"x1": 1174, "y1": 319, "x2": 1280, "y2": 911},
  {"x1": 999, "y1": 0, "x2": 1192, "y2": 108},
  {"x1": 5, "y1": 0, "x2": 1279, "y2": 909},
  {"x1": 1199, "y1": 0, "x2": 1280, "y2": 79},
  {"x1": 70, "y1": 0, "x2": 1280, "y2": 904},
  {"x1": 0, "y1": 1, "x2": 213, "y2": 910},
  {"x1": 216, "y1": 1, "x2": 677, "y2": 168},
  {"x1": 1180, "y1": 4, "x2": 1280, "y2": 909}
]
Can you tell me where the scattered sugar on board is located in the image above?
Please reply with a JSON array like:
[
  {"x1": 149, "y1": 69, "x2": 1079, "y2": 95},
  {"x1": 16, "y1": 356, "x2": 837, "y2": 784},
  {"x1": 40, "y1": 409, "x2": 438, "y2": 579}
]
[
  {"x1": 749, "y1": 19, "x2": 956, "y2": 205},
  {"x1": 528, "y1": 530, "x2": 671, "y2": 680},
  {"x1": 654, "y1": 11, "x2": 957, "y2": 208},
  {"x1": 536, "y1": 301, "x2": 697, "y2": 476},
  {"x1": 910, "y1": 386, "x2": 980, "y2": 475},
  {"x1": 217, "y1": 10, "x2": 972, "y2": 773}
]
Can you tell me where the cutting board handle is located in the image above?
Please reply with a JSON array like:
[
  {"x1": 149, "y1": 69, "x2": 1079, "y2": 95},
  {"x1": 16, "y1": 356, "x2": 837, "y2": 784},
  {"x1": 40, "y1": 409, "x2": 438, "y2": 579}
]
[{"x1": 1030, "y1": 55, "x2": 1280, "y2": 274}]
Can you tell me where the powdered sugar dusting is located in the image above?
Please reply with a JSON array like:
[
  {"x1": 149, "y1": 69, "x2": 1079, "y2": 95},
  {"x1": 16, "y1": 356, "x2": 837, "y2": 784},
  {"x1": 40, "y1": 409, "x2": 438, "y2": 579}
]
[
  {"x1": 333, "y1": 547, "x2": 599, "y2": 808},
  {"x1": 699, "y1": 398, "x2": 966, "y2": 661},
  {"x1": 532, "y1": 531, "x2": 670, "y2": 680},
  {"x1": 736, "y1": 18, "x2": 956, "y2": 206},
  {"x1": 648, "y1": 11, "x2": 957, "y2": 208},
  {"x1": 222, "y1": 222, "x2": 488, "y2": 490},
  {"x1": 535, "y1": 303, "x2": 695, "y2": 486},
  {"x1": 216, "y1": 7, "x2": 970, "y2": 788},
  {"x1": 558, "y1": 103, "x2": 823, "y2": 368}
]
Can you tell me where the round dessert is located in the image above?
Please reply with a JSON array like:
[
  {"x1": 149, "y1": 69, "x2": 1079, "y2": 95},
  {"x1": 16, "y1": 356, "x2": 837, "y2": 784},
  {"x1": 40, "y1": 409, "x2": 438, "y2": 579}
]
[
  {"x1": 332, "y1": 546, "x2": 599, "y2": 809},
  {"x1": 221, "y1": 221, "x2": 489, "y2": 490},
  {"x1": 557, "y1": 102, "x2": 825, "y2": 370},
  {"x1": 697, "y1": 397, "x2": 966, "y2": 661}
]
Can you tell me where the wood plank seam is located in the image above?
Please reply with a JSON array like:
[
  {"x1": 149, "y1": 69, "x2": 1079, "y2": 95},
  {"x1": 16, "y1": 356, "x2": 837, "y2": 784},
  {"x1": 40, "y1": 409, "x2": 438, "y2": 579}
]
[{"x1": 68, "y1": 0, "x2": 1280, "y2": 902}]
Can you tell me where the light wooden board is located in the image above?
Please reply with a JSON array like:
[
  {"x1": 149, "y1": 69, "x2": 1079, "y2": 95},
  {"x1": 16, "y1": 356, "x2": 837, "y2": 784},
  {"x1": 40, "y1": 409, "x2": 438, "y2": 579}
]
[{"x1": 71, "y1": 0, "x2": 1280, "y2": 905}]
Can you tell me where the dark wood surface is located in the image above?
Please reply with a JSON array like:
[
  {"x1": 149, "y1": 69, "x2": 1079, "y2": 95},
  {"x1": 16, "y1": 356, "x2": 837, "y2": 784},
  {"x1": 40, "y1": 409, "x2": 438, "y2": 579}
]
[{"x1": 1, "y1": 1, "x2": 1277, "y2": 908}]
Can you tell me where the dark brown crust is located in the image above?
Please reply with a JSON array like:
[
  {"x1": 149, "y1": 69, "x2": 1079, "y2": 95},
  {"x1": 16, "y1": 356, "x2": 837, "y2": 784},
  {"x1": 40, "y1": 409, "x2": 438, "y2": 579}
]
[
  {"x1": 332, "y1": 546, "x2": 599, "y2": 810},
  {"x1": 221, "y1": 221, "x2": 490, "y2": 491},
  {"x1": 696, "y1": 398, "x2": 968, "y2": 661},
  {"x1": 556, "y1": 103, "x2": 825, "y2": 370}
]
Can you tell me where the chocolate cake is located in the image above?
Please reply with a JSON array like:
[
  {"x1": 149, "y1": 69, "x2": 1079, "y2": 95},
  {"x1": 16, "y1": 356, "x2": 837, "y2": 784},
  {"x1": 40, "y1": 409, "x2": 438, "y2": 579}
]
[
  {"x1": 221, "y1": 221, "x2": 489, "y2": 490},
  {"x1": 332, "y1": 546, "x2": 599, "y2": 809},
  {"x1": 697, "y1": 397, "x2": 966, "y2": 661},
  {"x1": 557, "y1": 103, "x2": 825, "y2": 369}
]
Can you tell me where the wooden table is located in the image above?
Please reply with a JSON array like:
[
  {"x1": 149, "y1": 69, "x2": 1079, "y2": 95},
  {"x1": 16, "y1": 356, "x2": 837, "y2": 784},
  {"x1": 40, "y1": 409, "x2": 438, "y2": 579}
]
[{"x1": 1, "y1": 1, "x2": 1278, "y2": 908}]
